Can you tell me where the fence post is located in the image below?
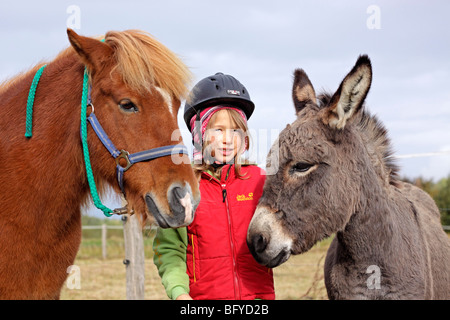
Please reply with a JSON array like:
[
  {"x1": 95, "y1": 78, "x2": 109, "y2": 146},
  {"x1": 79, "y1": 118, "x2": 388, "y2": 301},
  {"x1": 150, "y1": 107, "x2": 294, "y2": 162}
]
[
  {"x1": 102, "y1": 224, "x2": 107, "y2": 260},
  {"x1": 122, "y1": 213, "x2": 145, "y2": 300}
]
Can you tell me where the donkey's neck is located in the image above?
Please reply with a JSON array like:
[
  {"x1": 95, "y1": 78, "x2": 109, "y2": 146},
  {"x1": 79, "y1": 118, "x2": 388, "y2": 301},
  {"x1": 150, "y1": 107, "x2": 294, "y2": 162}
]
[
  {"x1": 334, "y1": 120, "x2": 404, "y2": 260},
  {"x1": 336, "y1": 181, "x2": 418, "y2": 265}
]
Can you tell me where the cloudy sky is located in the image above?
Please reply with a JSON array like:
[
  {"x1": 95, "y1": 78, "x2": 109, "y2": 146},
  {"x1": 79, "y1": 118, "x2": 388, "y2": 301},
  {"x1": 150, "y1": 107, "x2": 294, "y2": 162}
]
[{"x1": 1, "y1": 1, "x2": 449, "y2": 213}]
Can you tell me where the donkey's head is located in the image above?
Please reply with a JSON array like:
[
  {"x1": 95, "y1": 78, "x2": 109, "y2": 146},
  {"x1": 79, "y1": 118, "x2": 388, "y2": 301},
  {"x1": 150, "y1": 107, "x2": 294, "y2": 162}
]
[
  {"x1": 247, "y1": 55, "x2": 394, "y2": 267},
  {"x1": 68, "y1": 29, "x2": 200, "y2": 228}
]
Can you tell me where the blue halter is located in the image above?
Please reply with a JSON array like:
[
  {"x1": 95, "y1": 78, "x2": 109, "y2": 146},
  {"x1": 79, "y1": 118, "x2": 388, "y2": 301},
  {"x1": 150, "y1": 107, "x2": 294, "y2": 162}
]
[
  {"x1": 85, "y1": 84, "x2": 189, "y2": 211},
  {"x1": 24, "y1": 57, "x2": 188, "y2": 217}
]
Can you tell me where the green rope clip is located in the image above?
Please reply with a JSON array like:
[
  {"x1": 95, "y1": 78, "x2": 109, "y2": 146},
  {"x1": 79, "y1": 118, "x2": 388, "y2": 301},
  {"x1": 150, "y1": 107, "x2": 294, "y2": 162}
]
[
  {"x1": 25, "y1": 64, "x2": 113, "y2": 217},
  {"x1": 80, "y1": 67, "x2": 113, "y2": 217},
  {"x1": 25, "y1": 64, "x2": 47, "y2": 138},
  {"x1": 25, "y1": 38, "x2": 113, "y2": 217},
  {"x1": 80, "y1": 38, "x2": 113, "y2": 217}
]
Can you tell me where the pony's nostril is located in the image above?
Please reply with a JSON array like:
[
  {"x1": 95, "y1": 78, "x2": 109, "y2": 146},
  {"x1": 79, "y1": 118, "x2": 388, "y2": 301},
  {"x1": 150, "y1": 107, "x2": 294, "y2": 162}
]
[
  {"x1": 169, "y1": 186, "x2": 194, "y2": 224},
  {"x1": 172, "y1": 186, "x2": 186, "y2": 200},
  {"x1": 145, "y1": 194, "x2": 170, "y2": 229},
  {"x1": 254, "y1": 234, "x2": 268, "y2": 254}
]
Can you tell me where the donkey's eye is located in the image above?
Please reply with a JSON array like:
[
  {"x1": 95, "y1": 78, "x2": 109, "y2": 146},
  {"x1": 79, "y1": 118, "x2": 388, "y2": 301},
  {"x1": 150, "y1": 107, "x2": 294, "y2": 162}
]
[
  {"x1": 291, "y1": 162, "x2": 314, "y2": 174},
  {"x1": 292, "y1": 162, "x2": 312, "y2": 172},
  {"x1": 118, "y1": 99, "x2": 138, "y2": 113}
]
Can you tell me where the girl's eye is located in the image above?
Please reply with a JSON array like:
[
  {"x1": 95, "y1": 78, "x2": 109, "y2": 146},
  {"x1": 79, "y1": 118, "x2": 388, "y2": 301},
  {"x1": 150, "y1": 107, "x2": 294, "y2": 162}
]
[{"x1": 118, "y1": 99, "x2": 138, "y2": 113}]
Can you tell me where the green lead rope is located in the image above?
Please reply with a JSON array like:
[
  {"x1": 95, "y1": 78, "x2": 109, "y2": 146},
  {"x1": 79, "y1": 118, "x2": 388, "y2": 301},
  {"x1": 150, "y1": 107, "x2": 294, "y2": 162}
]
[
  {"x1": 25, "y1": 64, "x2": 113, "y2": 217},
  {"x1": 80, "y1": 67, "x2": 113, "y2": 217},
  {"x1": 25, "y1": 35, "x2": 113, "y2": 217},
  {"x1": 81, "y1": 38, "x2": 113, "y2": 216},
  {"x1": 25, "y1": 64, "x2": 47, "y2": 138}
]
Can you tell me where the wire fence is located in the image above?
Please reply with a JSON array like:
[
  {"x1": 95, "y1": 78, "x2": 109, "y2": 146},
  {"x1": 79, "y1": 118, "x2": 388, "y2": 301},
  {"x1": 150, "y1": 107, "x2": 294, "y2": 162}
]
[
  {"x1": 392, "y1": 150, "x2": 450, "y2": 159},
  {"x1": 80, "y1": 224, "x2": 157, "y2": 260},
  {"x1": 81, "y1": 222, "x2": 449, "y2": 261},
  {"x1": 77, "y1": 149, "x2": 450, "y2": 260}
]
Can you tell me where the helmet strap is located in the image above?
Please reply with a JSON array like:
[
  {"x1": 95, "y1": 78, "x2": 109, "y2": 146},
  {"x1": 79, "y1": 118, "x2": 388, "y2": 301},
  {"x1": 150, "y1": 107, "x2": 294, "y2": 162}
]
[{"x1": 193, "y1": 111, "x2": 202, "y2": 150}]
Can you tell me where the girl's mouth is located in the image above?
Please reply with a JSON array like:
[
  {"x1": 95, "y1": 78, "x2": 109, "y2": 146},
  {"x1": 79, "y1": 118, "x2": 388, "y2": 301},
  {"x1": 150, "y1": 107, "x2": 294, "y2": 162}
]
[{"x1": 220, "y1": 148, "x2": 234, "y2": 156}]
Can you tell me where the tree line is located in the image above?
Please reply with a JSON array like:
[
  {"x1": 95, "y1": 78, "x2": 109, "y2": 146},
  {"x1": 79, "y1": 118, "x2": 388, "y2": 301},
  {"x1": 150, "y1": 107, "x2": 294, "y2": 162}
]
[{"x1": 402, "y1": 174, "x2": 450, "y2": 226}]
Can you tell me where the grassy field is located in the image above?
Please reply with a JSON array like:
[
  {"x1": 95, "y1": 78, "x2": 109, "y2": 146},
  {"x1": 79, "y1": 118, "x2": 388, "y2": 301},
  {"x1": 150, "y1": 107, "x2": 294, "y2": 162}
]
[
  {"x1": 60, "y1": 229, "x2": 330, "y2": 300},
  {"x1": 60, "y1": 225, "x2": 450, "y2": 300}
]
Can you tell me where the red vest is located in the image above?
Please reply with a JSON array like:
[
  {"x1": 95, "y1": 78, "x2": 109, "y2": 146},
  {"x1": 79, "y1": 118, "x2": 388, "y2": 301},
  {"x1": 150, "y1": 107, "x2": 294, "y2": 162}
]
[{"x1": 186, "y1": 165, "x2": 275, "y2": 300}]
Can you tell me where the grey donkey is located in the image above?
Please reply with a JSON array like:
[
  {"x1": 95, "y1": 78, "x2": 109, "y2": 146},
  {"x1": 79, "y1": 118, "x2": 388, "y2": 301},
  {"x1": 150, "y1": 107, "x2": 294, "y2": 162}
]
[{"x1": 247, "y1": 55, "x2": 450, "y2": 299}]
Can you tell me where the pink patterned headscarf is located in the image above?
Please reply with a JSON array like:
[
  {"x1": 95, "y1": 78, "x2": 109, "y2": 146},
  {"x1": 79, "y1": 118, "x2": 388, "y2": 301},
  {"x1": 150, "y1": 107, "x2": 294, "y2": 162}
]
[{"x1": 189, "y1": 106, "x2": 248, "y2": 163}]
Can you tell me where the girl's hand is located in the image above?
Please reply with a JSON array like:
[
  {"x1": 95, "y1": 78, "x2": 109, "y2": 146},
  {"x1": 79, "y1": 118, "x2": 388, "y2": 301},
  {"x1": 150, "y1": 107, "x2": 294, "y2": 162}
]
[{"x1": 176, "y1": 293, "x2": 193, "y2": 300}]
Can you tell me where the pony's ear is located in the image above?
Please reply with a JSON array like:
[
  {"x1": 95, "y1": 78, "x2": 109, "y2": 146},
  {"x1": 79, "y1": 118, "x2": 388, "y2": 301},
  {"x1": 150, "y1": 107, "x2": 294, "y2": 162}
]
[
  {"x1": 322, "y1": 55, "x2": 372, "y2": 130},
  {"x1": 292, "y1": 69, "x2": 316, "y2": 115},
  {"x1": 67, "y1": 28, "x2": 113, "y2": 73}
]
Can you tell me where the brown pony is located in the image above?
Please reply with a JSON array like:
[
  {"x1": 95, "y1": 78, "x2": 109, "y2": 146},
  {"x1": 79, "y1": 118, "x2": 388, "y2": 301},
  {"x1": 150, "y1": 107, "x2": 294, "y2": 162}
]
[
  {"x1": 247, "y1": 55, "x2": 450, "y2": 299},
  {"x1": 0, "y1": 29, "x2": 200, "y2": 299}
]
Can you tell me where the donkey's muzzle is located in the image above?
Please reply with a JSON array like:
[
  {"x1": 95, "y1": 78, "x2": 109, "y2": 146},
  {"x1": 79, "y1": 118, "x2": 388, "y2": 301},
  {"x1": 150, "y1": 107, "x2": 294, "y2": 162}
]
[
  {"x1": 248, "y1": 234, "x2": 268, "y2": 256},
  {"x1": 247, "y1": 231, "x2": 290, "y2": 268},
  {"x1": 247, "y1": 205, "x2": 293, "y2": 268},
  {"x1": 146, "y1": 184, "x2": 199, "y2": 228}
]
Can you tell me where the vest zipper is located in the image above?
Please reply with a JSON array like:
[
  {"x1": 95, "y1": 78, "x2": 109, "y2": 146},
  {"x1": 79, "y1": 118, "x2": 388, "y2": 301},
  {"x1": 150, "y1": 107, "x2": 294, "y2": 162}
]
[
  {"x1": 191, "y1": 234, "x2": 196, "y2": 283},
  {"x1": 203, "y1": 166, "x2": 241, "y2": 299},
  {"x1": 222, "y1": 183, "x2": 241, "y2": 299}
]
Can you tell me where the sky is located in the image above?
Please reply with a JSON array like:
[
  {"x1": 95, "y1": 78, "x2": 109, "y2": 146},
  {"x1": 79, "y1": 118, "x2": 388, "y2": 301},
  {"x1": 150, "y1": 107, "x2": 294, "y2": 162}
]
[{"x1": 1, "y1": 0, "x2": 449, "y2": 216}]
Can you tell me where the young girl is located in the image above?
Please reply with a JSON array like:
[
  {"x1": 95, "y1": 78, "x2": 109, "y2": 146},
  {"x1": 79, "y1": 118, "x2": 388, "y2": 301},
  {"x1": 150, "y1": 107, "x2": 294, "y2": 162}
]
[{"x1": 153, "y1": 73, "x2": 274, "y2": 300}]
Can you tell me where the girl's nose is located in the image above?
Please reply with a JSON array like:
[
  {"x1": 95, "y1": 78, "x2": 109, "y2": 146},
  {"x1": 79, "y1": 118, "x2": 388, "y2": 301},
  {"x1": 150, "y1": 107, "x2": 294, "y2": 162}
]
[
  {"x1": 220, "y1": 130, "x2": 230, "y2": 144},
  {"x1": 223, "y1": 129, "x2": 236, "y2": 144}
]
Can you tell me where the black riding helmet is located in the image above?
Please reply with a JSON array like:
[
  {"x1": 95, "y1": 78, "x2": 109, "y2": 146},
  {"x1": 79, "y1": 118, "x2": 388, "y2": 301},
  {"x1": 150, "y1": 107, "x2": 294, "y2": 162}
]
[{"x1": 183, "y1": 72, "x2": 255, "y2": 131}]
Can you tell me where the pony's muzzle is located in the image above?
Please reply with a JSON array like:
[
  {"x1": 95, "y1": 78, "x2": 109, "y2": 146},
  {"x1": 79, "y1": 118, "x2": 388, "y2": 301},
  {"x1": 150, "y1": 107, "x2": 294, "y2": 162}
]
[
  {"x1": 145, "y1": 184, "x2": 199, "y2": 228},
  {"x1": 169, "y1": 185, "x2": 194, "y2": 225}
]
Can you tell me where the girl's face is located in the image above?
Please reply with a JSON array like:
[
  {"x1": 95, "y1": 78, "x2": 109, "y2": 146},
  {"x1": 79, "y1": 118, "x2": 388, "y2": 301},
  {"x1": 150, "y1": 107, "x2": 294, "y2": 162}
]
[{"x1": 206, "y1": 110, "x2": 244, "y2": 164}]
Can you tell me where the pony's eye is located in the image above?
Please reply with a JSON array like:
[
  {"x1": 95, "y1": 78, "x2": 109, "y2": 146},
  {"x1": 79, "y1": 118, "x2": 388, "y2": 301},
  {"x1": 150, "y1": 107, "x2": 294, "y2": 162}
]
[
  {"x1": 291, "y1": 162, "x2": 314, "y2": 174},
  {"x1": 118, "y1": 99, "x2": 138, "y2": 113}
]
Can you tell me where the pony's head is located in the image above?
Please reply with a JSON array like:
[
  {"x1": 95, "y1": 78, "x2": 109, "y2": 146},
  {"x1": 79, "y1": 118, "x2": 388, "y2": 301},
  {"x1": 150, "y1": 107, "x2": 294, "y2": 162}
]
[
  {"x1": 248, "y1": 55, "x2": 399, "y2": 267},
  {"x1": 67, "y1": 29, "x2": 200, "y2": 228}
]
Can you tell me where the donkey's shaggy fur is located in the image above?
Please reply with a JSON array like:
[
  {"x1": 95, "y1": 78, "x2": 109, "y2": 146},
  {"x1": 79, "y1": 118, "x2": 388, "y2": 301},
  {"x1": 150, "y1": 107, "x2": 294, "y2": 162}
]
[{"x1": 248, "y1": 55, "x2": 450, "y2": 299}]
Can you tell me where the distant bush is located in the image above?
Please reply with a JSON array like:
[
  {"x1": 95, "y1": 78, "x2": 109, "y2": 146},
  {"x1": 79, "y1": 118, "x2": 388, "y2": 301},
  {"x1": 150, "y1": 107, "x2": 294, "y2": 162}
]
[{"x1": 402, "y1": 174, "x2": 450, "y2": 227}]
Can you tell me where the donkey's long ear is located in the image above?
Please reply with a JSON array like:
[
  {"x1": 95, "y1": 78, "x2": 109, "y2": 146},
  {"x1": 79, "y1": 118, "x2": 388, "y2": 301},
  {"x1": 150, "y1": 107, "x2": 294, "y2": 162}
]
[
  {"x1": 67, "y1": 29, "x2": 113, "y2": 73},
  {"x1": 322, "y1": 55, "x2": 372, "y2": 129},
  {"x1": 292, "y1": 69, "x2": 316, "y2": 115}
]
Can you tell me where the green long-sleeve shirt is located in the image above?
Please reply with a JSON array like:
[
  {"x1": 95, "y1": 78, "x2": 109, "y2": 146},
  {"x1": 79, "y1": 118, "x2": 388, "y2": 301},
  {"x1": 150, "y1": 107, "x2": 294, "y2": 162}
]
[{"x1": 152, "y1": 226, "x2": 189, "y2": 300}]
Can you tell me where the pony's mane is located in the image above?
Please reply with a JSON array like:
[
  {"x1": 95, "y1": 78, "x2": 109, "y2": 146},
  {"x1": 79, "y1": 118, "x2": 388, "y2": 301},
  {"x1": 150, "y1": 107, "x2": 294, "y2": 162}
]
[
  {"x1": 0, "y1": 64, "x2": 45, "y2": 97},
  {"x1": 1, "y1": 30, "x2": 192, "y2": 101},
  {"x1": 104, "y1": 30, "x2": 192, "y2": 99},
  {"x1": 318, "y1": 93, "x2": 400, "y2": 186}
]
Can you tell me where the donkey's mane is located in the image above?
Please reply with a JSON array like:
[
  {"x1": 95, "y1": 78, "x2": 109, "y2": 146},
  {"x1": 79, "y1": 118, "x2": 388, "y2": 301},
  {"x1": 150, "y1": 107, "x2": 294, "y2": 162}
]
[
  {"x1": 105, "y1": 30, "x2": 192, "y2": 98},
  {"x1": 318, "y1": 93, "x2": 400, "y2": 186}
]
